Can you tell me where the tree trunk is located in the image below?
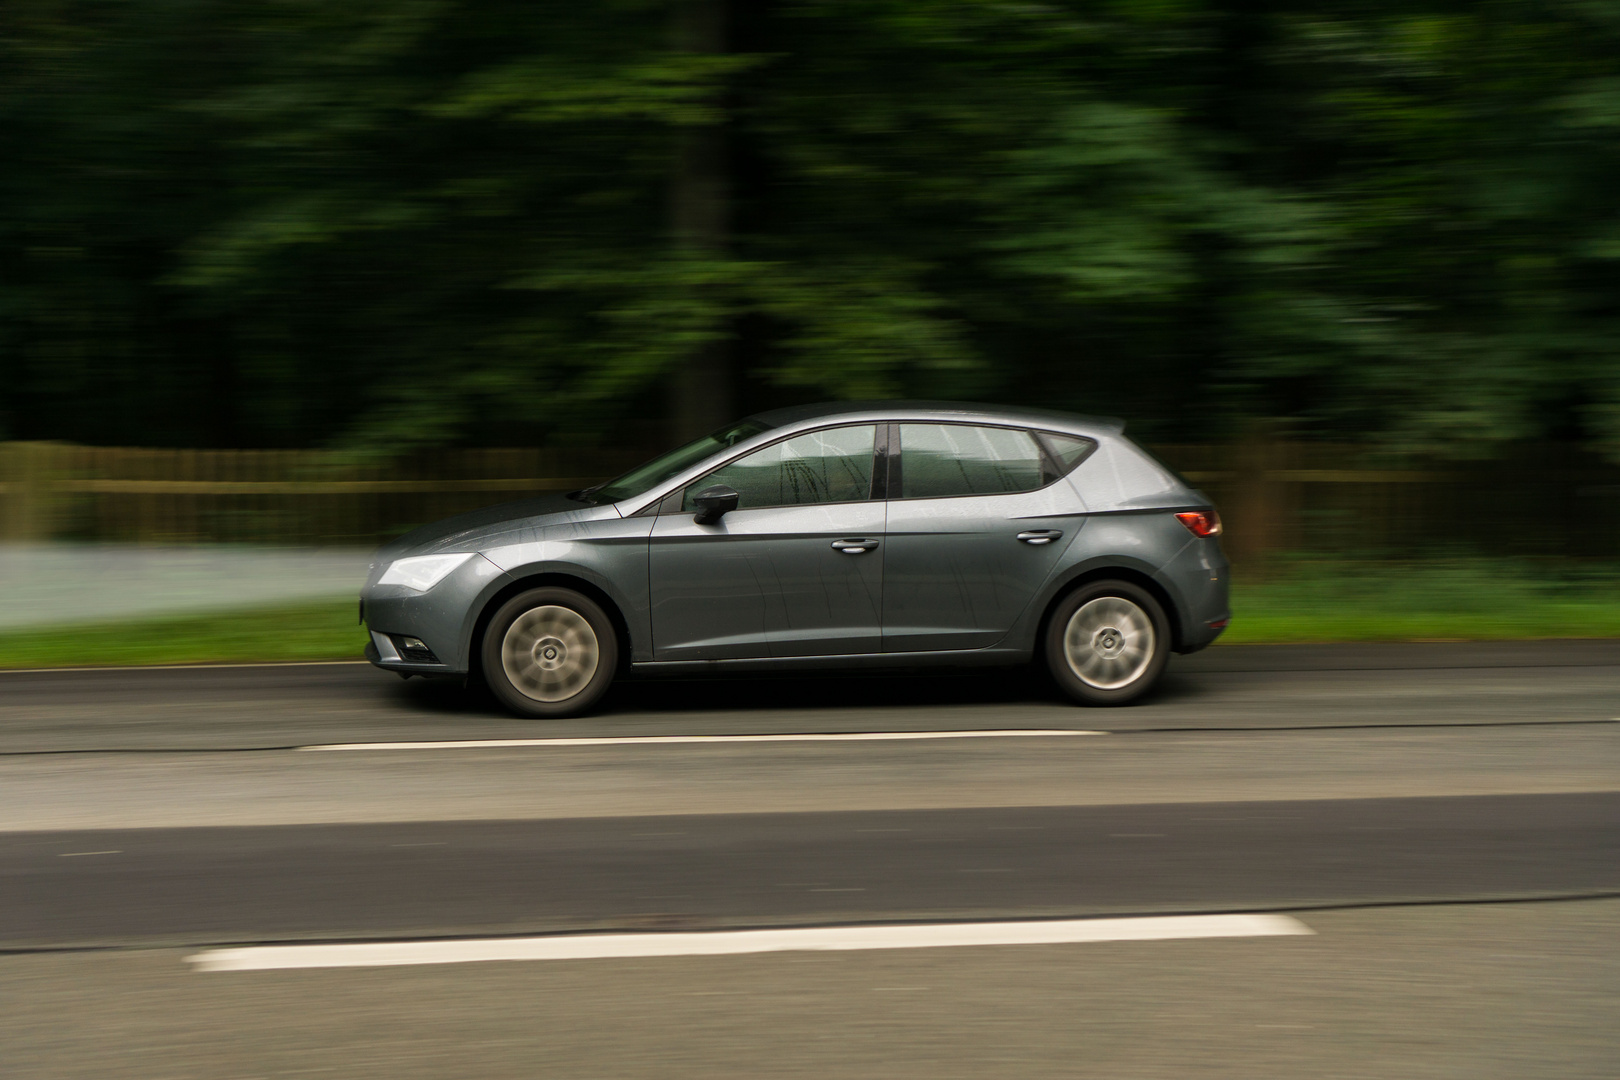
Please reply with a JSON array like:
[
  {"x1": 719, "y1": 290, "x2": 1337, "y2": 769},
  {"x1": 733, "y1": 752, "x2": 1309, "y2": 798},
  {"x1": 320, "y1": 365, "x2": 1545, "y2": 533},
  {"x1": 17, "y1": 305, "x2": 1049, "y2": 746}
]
[{"x1": 668, "y1": 0, "x2": 732, "y2": 442}]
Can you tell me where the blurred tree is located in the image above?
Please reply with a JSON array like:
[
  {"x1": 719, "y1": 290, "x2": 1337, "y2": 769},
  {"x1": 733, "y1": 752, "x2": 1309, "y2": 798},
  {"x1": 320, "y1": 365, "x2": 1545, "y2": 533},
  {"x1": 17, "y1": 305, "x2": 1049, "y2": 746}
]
[
  {"x1": 0, "y1": 0, "x2": 250, "y2": 444},
  {"x1": 1, "y1": 0, "x2": 1617, "y2": 457},
  {"x1": 1220, "y1": 2, "x2": 1620, "y2": 457},
  {"x1": 668, "y1": 0, "x2": 733, "y2": 440}
]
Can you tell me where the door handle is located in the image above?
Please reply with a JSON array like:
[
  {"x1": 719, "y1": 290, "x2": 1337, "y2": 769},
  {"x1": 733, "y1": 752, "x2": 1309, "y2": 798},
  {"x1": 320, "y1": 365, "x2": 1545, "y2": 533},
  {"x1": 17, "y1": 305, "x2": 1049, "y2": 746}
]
[
  {"x1": 1016, "y1": 530, "x2": 1063, "y2": 546},
  {"x1": 831, "y1": 538, "x2": 880, "y2": 554}
]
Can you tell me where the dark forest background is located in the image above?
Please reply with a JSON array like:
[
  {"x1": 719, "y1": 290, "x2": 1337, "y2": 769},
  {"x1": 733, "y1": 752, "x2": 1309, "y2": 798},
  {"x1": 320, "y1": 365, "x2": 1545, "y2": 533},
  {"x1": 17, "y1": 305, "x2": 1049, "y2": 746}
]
[{"x1": 3, "y1": 0, "x2": 1618, "y2": 456}]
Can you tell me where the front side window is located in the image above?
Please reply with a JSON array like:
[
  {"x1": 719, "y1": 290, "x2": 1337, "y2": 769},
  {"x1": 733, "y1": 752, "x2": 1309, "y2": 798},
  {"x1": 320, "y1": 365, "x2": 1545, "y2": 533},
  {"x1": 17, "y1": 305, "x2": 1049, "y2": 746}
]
[
  {"x1": 684, "y1": 425, "x2": 877, "y2": 510},
  {"x1": 898, "y1": 424, "x2": 1047, "y2": 499}
]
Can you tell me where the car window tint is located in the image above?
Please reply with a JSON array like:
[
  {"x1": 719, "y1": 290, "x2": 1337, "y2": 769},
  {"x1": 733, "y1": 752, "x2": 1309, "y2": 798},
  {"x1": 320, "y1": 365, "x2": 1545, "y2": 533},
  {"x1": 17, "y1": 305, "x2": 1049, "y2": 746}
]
[
  {"x1": 898, "y1": 424, "x2": 1046, "y2": 499},
  {"x1": 684, "y1": 425, "x2": 876, "y2": 510}
]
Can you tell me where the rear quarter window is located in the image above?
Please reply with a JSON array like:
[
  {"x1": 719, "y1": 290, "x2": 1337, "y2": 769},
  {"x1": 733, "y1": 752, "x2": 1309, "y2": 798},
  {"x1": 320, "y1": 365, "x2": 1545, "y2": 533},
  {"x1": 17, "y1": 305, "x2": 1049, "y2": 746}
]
[{"x1": 1035, "y1": 432, "x2": 1097, "y2": 483}]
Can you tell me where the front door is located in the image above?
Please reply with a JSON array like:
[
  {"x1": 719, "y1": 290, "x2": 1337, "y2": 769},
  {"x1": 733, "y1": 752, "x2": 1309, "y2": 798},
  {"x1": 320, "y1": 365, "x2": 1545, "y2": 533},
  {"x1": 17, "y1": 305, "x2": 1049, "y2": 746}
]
[
  {"x1": 881, "y1": 423, "x2": 1081, "y2": 652},
  {"x1": 649, "y1": 424, "x2": 884, "y2": 660}
]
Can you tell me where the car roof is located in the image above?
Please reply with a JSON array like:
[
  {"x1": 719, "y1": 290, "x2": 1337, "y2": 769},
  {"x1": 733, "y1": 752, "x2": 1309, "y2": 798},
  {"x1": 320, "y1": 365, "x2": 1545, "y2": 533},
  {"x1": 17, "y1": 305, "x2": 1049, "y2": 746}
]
[{"x1": 748, "y1": 400, "x2": 1126, "y2": 437}]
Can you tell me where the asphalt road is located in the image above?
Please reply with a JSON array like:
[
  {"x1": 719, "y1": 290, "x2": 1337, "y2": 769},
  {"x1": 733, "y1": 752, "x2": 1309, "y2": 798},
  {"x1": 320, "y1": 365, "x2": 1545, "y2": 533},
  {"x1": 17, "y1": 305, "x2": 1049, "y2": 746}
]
[
  {"x1": 2, "y1": 642, "x2": 1617, "y2": 1078},
  {"x1": 7, "y1": 794, "x2": 1616, "y2": 948},
  {"x1": 2, "y1": 901, "x2": 1611, "y2": 1080},
  {"x1": 3, "y1": 639, "x2": 1618, "y2": 753}
]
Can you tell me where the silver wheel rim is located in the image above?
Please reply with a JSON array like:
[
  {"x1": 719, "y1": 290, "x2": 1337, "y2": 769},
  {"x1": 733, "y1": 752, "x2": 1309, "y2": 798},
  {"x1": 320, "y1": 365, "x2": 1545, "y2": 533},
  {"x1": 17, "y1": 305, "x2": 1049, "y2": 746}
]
[
  {"x1": 1063, "y1": 596, "x2": 1155, "y2": 691},
  {"x1": 500, "y1": 605, "x2": 600, "y2": 703}
]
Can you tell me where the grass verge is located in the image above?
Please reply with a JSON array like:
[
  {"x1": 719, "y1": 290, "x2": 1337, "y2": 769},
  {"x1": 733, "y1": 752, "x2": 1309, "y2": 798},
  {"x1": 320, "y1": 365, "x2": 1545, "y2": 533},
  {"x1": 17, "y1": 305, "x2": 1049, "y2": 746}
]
[
  {"x1": 0, "y1": 559, "x2": 1615, "y2": 669},
  {"x1": 1220, "y1": 558, "x2": 1620, "y2": 644},
  {"x1": 0, "y1": 598, "x2": 366, "y2": 669}
]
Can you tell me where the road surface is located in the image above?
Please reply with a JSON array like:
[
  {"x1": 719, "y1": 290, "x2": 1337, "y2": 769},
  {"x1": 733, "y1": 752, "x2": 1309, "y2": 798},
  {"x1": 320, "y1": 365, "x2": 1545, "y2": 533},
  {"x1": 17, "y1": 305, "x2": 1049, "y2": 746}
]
[{"x1": 2, "y1": 642, "x2": 1616, "y2": 1078}]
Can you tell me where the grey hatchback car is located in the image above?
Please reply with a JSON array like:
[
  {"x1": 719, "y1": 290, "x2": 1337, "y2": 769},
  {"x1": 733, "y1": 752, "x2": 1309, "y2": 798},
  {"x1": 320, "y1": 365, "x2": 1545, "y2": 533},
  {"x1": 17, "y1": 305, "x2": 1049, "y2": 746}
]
[{"x1": 360, "y1": 402, "x2": 1229, "y2": 717}]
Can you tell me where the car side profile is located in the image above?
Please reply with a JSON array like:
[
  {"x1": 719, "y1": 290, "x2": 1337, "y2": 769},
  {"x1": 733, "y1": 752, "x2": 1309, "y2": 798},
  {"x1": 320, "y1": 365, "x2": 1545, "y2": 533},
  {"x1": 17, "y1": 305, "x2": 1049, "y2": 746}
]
[{"x1": 360, "y1": 402, "x2": 1230, "y2": 717}]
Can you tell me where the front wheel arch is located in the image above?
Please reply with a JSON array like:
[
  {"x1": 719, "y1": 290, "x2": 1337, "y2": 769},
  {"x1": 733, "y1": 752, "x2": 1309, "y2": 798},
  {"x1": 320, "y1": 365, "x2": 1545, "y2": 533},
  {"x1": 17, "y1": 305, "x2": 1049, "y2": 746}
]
[{"x1": 468, "y1": 572, "x2": 631, "y2": 687}]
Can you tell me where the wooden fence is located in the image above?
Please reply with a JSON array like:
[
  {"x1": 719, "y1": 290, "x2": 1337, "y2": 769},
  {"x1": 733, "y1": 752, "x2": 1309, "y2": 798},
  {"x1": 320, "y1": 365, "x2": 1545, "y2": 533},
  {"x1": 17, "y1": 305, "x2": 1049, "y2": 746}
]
[
  {"x1": 1151, "y1": 441, "x2": 1620, "y2": 564},
  {"x1": 2, "y1": 439, "x2": 1617, "y2": 561},
  {"x1": 0, "y1": 442, "x2": 651, "y2": 547}
]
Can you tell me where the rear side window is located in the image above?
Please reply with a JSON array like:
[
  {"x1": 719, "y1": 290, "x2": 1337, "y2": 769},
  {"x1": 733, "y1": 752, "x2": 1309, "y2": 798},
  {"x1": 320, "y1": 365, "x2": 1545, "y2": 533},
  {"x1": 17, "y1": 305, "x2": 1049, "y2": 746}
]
[
  {"x1": 683, "y1": 424, "x2": 877, "y2": 510},
  {"x1": 897, "y1": 424, "x2": 1047, "y2": 499}
]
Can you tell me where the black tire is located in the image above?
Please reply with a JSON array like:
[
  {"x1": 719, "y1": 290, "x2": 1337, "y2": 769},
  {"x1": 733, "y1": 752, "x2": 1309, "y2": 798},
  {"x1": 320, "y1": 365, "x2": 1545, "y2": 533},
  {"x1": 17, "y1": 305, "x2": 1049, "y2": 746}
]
[
  {"x1": 481, "y1": 587, "x2": 619, "y2": 718},
  {"x1": 1044, "y1": 580, "x2": 1170, "y2": 706}
]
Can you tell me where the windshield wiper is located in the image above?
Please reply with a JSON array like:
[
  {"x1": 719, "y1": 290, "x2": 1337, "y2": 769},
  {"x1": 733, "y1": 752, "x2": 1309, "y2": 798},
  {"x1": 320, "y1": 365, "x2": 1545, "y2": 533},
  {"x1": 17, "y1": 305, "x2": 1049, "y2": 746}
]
[{"x1": 565, "y1": 483, "x2": 605, "y2": 504}]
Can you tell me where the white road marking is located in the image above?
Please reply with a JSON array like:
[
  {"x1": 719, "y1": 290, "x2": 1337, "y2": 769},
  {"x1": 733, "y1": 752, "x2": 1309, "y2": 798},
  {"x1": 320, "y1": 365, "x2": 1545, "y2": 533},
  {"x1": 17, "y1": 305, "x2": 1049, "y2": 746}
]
[
  {"x1": 296, "y1": 729, "x2": 1103, "y2": 752},
  {"x1": 58, "y1": 850, "x2": 122, "y2": 857},
  {"x1": 187, "y1": 914, "x2": 1312, "y2": 972}
]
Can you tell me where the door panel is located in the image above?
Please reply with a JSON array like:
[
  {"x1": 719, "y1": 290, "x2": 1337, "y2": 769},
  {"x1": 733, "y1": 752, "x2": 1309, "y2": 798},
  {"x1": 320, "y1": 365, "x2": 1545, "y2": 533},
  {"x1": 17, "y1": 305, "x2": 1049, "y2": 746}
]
[
  {"x1": 881, "y1": 487, "x2": 1080, "y2": 651},
  {"x1": 649, "y1": 503, "x2": 885, "y2": 659},
  {"x1": 648, "y1": 423, "x2": 885, "y2": 661}
]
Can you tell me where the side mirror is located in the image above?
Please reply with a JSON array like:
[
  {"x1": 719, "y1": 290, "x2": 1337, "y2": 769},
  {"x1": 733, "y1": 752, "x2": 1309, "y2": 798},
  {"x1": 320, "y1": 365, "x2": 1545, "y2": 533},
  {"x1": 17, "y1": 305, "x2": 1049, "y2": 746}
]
[{"x1": 692, "y1": 484, "x2": 739, "y2": 525}]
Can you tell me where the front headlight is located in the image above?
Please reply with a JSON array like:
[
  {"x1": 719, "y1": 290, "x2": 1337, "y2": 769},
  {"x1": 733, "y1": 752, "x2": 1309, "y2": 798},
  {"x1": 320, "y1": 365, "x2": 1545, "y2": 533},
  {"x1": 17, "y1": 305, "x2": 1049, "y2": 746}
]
[{"x1": 376, "y1": 553, "x2": 475, "y2": 592}]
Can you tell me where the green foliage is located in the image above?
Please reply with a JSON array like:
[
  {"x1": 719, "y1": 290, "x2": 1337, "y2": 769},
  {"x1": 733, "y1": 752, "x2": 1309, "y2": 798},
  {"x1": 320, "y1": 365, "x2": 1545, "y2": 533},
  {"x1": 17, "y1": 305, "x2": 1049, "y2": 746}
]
[{"x1": 2, "y1": 0, "x2": 1618, "y2": 454}]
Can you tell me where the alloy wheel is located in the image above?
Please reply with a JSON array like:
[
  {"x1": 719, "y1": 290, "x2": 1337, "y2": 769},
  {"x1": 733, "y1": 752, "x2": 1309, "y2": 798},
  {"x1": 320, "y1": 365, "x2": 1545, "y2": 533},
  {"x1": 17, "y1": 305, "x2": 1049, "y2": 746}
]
[
  {"x1": 1062, "y1": 595, "x2": 1156, "y2": 690},
  {"x1": 500, "y1": 604, "x2": 601, "y2": 703}
]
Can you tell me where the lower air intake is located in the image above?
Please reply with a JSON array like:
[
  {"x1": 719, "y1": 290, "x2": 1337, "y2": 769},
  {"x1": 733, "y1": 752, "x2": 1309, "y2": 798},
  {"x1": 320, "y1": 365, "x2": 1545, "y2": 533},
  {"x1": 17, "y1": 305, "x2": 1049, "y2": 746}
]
[{"x1": 390, "y1": 635, "x2": 441, "y2": 664}]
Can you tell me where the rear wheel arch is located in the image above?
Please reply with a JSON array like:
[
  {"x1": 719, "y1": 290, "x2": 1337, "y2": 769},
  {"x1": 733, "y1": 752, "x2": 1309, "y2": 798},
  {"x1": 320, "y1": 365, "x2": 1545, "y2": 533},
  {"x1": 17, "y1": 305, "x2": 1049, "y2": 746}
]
[{"x1": 1036, "y1": 565, "x2": 1184, "y2": 656}]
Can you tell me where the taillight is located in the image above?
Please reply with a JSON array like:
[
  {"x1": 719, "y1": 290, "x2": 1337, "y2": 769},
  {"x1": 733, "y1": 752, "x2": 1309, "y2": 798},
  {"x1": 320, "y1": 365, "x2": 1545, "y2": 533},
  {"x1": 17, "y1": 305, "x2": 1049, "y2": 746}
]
[{"x1": 1175, "y1": 510, "x2": 1222, "y2": 538}]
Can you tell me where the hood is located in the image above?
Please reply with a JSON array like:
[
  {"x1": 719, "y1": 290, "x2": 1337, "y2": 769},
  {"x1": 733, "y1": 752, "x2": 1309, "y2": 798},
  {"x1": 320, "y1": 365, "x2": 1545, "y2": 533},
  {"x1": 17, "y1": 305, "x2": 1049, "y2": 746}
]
[{"x1": 375, "y1": 494, "x2": 615, "y2": 561}]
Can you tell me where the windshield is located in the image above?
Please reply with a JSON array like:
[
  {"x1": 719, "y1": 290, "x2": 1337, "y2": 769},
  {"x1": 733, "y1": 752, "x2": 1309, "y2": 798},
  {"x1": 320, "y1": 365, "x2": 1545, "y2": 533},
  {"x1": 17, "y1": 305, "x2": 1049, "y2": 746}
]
[{"x1": 582, "y1": 418, "x2": 774, "y2": 504}]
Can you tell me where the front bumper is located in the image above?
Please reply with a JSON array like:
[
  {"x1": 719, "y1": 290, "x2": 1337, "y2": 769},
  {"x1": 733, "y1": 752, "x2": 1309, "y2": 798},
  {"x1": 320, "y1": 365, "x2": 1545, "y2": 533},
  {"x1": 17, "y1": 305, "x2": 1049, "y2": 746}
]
[{"x1": 361, "y1": 552, "x2": 512, "y2": 674}]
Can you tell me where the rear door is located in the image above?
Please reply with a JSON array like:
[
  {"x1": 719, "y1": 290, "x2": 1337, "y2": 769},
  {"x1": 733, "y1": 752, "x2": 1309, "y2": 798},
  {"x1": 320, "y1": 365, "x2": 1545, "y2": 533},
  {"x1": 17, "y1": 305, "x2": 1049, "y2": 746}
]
[
  {"x1": 881, "y1": 423, "x2": 1084, "y2": 652},
  {"x1": 649, "y1": 424, "x2": 885, "y2": 660}
]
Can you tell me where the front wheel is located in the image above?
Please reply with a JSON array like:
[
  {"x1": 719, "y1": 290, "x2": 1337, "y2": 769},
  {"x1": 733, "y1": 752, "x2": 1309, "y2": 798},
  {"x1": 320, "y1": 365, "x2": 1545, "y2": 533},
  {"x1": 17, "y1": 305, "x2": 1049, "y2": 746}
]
[
  {"x1": 1044, "y1": 581, "x2": 1170, "y2": 706},
  {"x1": 481, "y1": 588, "x2": 618, "y2": 718}
]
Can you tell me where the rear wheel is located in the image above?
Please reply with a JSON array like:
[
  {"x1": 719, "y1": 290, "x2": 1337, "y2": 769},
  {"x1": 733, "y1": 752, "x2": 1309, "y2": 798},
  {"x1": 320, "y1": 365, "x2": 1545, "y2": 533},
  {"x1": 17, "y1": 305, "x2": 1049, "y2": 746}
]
[
  {"x1": 481, "y1": 588, "x2": 618, "y2": 718},
  {"x1": 1045, "y1": 580, "x2": 1170, "y2": 706}
]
